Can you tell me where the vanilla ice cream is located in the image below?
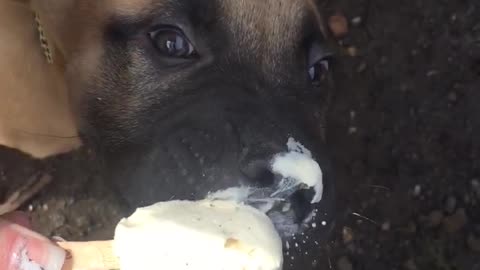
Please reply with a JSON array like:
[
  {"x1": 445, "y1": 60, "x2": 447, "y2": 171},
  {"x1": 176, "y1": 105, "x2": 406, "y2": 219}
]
[{"x1": 113, "y1": 200, "x2": 283, "y2": 270}]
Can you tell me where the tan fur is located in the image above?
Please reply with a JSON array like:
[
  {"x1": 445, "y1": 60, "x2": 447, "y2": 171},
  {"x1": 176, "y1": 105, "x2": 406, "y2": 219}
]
[
  {"x1": 219, "y1": 0, "x2": 323, "y2": 77},
  {"x1": 0, "y1": 1, "x2": 80, "y2": 158}
]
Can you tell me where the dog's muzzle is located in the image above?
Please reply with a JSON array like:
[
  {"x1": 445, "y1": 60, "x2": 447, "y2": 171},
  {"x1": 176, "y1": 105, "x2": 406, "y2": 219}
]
[{"x1": 101, "y1": 93, "x2": 335, "y2": 269}]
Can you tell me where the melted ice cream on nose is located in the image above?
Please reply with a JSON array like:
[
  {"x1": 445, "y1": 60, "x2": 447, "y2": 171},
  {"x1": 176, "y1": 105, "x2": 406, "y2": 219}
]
[
  {"x1": 113, "y1": 200, "x2": 283, "y2": 270},
  {"x1": 207, "y1": 137, "x2": 324, "y2": 213},
  {"x1": 270, "y1": 138, "x2": 323, "y2": 204}
]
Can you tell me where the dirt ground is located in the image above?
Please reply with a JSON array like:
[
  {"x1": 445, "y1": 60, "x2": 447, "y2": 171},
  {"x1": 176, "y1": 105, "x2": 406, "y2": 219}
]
[{"x1": 1, "y1": 0, "x2": 479, "y2": 269}]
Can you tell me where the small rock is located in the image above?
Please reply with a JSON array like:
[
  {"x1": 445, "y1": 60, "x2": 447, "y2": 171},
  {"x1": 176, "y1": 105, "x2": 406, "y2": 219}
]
[
  {"x1": 380, "y1": 56, "x2": 388, "y2": 64},
  {"x1": 445, "y1": 196, "x2": 457, "y2": 214},
  {"x1": 472, "y1": 179, "x2": 480, "y2": 198},
  {"x1": 464, "y1": 194, "x2": 471, "y2": 204},
  {"x1": 426, "y1": 70, "x2": 439, "y2": 77},
  {"x1": 350, "y1": 110, "x2": 356, "y2": 119},
  {"x1": 53, "y1": 199, "x2": 67, "y2": 210},
  {"x1": 66, "y1": 197, "x2": 75, "y2": 206},
  {"x1": 443, "y1": 208, "x2": 468, "y2": 233},
  {"x1": 361, "y1": 201, "x2": 369, "y2": 210},
  {"x1": 348, "y1": 126, "x2": 358, "y2": 134},
  {"x1": 406, "y1": 221, "x2": 417, "y2": 233},
  {"x1": 381, "y1": 221, "x2": 391, "y2": 231},
  {"x1": 450, "y1": 13, "x2": 457, "y2": 22},
  {"x1": 426, "y1": 210, "x2": 444, "y2": 228},
  {"x1": 472, "y1": 179, "x2": 480, "y2": 189},
  {"x1": 49, "y1": 212, "x2": 66, "y2": 229},
  {"x1": 342, "y1": 226, "x2": 354, "y2": 244},
  {"x1": 328, "y1": 13, "x2": 349, "y2": 38},
  {"x1": 413, "y1": 185, "x2": 422, "y2": 197},
  {"x1": 74, "y1": 215, "x2": 91, "y2": 228},
  {"x1": 404, "y1": 259, "x2": 418, "y2": 270},
  {"x1": 346, "y1": 243, "x2": 356, "y2": 253},
  {"x1": 356, "y1": 62, "x2": 367, "y2": 73},
  {"x1": 337, "y1": 256, "x2": 353, "y2": 270},
  {"x1": 448, "y1": 91, "x2": 457, "y2": 102},
  {"x1": 346, "y1": 46, "x2": 358, "y2": 57},
  {"x1": 351, "y1": 16, "x2": 362, "y2": 26},
  {"x1": 467, "y1": 234, "x2": 480, "y2": 253}
]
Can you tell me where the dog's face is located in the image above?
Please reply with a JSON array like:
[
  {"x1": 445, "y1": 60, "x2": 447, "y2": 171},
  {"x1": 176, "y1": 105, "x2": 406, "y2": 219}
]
[{"x1": 34, "y1": 0, "x2": 335, "y2": 266}]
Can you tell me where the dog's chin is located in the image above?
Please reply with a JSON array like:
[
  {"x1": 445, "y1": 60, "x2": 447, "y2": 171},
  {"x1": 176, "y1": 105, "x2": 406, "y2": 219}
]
[
  {"x1": 243, "y1": 188, "x2": 335, "y2": 270},
  {"x1": 243, "y1": 188, "x2": 332, "y2": 238}
]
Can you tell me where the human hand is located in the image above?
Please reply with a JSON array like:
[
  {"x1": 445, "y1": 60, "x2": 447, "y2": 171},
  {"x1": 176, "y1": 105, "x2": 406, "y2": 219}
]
[{"x1": 0, "y1": 212, "x2": 66, "y2": 270}]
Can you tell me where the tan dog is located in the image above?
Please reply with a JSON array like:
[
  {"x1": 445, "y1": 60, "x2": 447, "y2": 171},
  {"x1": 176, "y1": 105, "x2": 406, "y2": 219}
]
[{"x1": 1, "y1": 1, "x2": 336, "y2": 265}]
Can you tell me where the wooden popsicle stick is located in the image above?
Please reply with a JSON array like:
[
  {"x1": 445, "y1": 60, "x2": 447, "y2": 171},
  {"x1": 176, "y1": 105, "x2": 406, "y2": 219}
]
[{"x1": 56, "y1": 240, "x2": 120, "y2": 270}]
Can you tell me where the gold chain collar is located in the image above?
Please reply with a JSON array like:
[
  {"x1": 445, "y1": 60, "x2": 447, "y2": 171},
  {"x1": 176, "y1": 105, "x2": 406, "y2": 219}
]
[{"x1": 33, "y1": 12, "x2": 54, "y2": 64}]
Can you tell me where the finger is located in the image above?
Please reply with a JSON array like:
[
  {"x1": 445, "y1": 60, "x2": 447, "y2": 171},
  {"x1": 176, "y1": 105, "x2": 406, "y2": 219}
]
[
  {"x1": 0, "y1": 219, "x2": 65, "y2": 270},
  {"x1": 2, "y1": 211, "x2": 32, "y2": 228}
]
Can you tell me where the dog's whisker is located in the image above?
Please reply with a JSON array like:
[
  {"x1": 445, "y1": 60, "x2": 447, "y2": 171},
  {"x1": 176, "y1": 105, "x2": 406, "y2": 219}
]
[
  {"x1": 361, "y1": 184, "x2": 391, "y2": 191},
  {"x1": 325, "y1": 244, "x2": 333, "y2": 270},
  {"x1": 13, "y1": 128, "x2": 80, "y2": 139},
  {"x1": 351, "y1": 212, "x2": 379, "y2": 226}
]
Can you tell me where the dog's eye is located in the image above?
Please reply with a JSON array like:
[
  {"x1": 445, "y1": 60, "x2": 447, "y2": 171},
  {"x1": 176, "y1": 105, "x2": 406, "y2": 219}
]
[
  {"x1": 308, "y1": 59, "x2": 330, "y2": 84},
  {"x1": 307, "y1": 43, "x2": 333, "y2": 85},
  {"x1": 149, "y1": 28, "x2": 196, "y2": 58}
]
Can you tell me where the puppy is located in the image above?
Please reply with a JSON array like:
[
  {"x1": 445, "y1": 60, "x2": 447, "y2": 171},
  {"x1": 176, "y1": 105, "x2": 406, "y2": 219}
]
[{"x1": 1, "y1": 0, "x2": 336, "y2": 268}]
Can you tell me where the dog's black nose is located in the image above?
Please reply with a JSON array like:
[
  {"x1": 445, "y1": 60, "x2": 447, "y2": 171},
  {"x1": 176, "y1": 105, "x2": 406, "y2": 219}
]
[
  {"x1": 226, "y1": 141, "x2": 336, "y2": 268},
  {"x1": 241, "y1": 159, "x2": 315, "y2": 216},
  {"x1": 229, "y1": 141, "x2": 334, "y2": 239},
  {"x1": 241, "y1": 159, "x2": 277, "y2": 187}
]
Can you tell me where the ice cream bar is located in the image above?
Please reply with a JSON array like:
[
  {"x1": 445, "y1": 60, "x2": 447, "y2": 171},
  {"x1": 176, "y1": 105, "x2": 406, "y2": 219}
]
[{"x1": 113, "y1": 199, "x2": 283, "y2": 270}]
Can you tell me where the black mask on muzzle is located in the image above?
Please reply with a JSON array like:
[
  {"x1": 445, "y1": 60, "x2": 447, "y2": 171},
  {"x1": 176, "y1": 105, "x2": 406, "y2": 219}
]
[{"x1": 96, "y1": 89, "x2": 335, "y2": 269}]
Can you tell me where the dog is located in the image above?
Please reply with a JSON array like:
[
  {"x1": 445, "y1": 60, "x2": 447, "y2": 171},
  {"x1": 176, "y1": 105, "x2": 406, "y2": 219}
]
[{"x1": 1, "y1": 0, "x2": 336, "y2": 268}]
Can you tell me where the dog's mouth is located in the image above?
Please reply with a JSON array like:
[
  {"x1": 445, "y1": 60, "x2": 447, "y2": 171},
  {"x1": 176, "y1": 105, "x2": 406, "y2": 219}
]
[
  {"x1": 198, "y1": 137, "x2": 334, "y2": 269},
  {"x1": 206, "y1": 137, "x2": 325, "y2": 235},
  {"x1": 208, "y1": 185, "x2": 321, "y2": 238}
]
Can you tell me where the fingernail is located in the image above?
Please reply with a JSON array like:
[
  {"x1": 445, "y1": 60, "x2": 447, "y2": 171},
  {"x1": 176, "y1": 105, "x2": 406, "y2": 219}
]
[
  {"x1": 0, "y1": 219, "x2": 66, "y2": 270},
  {"x1": 51, "y1": 236, "x2": 67, "y2": 243},
  {"x1": 43, "y1": 241, "x2": 67, "y2": 270}
]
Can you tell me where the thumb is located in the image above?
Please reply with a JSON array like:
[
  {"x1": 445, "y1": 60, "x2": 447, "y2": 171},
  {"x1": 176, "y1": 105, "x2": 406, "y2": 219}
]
[{"x1": 0, "y1": 218, "x2": 66, "y2": 270}]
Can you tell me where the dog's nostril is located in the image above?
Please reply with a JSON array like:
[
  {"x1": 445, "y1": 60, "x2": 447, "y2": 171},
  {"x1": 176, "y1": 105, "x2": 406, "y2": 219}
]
[
  {"x1": 290, "y1": 189, "x2": 315, "y2": 223},
  {"x1": 254, "y1": 168, "x2": 275, "y2": 187},
  {"x1": 241, "y1": 160, "x2": 276, "y2": 187}
]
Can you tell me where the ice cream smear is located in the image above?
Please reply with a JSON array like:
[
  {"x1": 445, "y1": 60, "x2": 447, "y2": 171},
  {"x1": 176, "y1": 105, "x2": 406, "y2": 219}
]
[
  {"x1": 271, "y1": 137, "x2": 324, "y2": 204},
  {"x1": 113, "y1": 200, "x2": 283, "y2": 270}
]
